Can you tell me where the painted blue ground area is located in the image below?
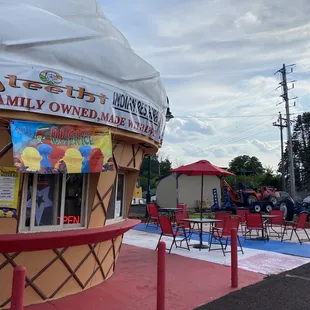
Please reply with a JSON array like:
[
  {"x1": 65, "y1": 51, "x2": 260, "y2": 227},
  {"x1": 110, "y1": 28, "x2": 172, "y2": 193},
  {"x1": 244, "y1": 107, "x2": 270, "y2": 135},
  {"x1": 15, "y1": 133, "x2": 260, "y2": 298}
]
[{"x1": 133, "y1": 223, "x2": 310, "y2": 258}]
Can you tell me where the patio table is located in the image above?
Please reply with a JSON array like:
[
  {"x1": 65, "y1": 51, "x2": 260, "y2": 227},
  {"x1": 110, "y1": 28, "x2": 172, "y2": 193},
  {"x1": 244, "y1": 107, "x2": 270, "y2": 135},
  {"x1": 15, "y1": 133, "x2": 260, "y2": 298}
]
[
  {"x1": 262, "y1": 215, "x2": 280, "y2": 219},
  {"x1": 254, "y1": 214, "x2": 280, "y2": 240},
  {"x1": 181, "y1": 218, "x2": 223, "y2": 250},
  {"x1": 262, "y1": 214, "x2": 281, "y2": 238},
  {"x1": 159, "y1": 208, "x2": 181, "y2": 211},
  {"x1": 262, "y1": 214, "x2": 280, "y2": 226}
]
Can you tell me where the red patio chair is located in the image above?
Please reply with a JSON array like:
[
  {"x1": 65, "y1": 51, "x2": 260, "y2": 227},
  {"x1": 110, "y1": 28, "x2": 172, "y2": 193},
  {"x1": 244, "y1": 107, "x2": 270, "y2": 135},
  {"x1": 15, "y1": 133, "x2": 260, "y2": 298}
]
[
  {"x1": 281, "y1": 213, "x2": 310, "y2": 244},
  {"x1": 245, "y1": 213, "x2": 269, "y2": 241},
  {"x1": 175, "y1": 212, "x2": 197, "y2": 241},
  {"x1": 236, "y1": 209, "x2": 249, "y2": 235},
  {"x1": 177, "y1": 204, "x2": 187, "y2": 213},
  {"x1": 145, "y1": 204, "x2": 159, "y2": 229},
  {"x1": 214, "y1": 212, "x2": 230, "y2": 229},
  {"x1": 209, "y1": 216, "x2": 244, "y2": 256},
  {"x1": 268, "y1": 210, "x2": 285, "y2": 237},
  {"x1": 156, "y1": 215, "x2": 190, "y2": 253}
]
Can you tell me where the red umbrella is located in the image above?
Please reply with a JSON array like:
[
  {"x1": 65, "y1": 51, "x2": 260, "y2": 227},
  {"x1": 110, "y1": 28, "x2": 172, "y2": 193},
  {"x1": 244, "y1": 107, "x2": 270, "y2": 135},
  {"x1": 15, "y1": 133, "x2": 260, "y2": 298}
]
[{"x1": 170, "y1": 160, "x2": 234, "y2": 219}]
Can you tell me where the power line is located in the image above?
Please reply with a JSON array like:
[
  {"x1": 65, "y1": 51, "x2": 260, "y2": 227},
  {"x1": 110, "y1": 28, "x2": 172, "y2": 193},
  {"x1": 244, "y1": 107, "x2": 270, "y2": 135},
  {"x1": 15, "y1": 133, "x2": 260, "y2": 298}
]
[
  {"x1": 206, "y1": 79, "x2": 269, "y2": 115},
  {"x1": 224, "y1": 89, "x2": 276, "y2": 118},
  {"x1": 206, "y1": 126, "x2": 274, "y2": 150},
  {"x1": 205, "y1": 117, "x2": 274, "y2": 149},
  {"x1": 190, "y1": 113, "x2": 274, "y2": 135},
  {"x1": 211, "y1": 116, "x2": 275, "y2": 133},
  {"x1": 173, "y1": 113, "x2": 282, "y2": 119},
  {"x1": 173, "y1": 87, "x2": 299, "y2": 121},
  {"x1": 203, "y1": 75, "x2": 281, "y2": 118},
  {"x1": 210, "y1": 87, "x2": 277, "y2": 118},
  {"x1": 295, "y1": 59, "x2": 310, "y2": 66}
]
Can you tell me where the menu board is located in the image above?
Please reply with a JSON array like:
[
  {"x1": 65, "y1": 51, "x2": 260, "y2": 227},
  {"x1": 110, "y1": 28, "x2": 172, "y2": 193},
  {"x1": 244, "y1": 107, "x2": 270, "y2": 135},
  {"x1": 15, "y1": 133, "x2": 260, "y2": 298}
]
[{"x1": 0, "y1": 167, "x2": 20, "y2": 218}]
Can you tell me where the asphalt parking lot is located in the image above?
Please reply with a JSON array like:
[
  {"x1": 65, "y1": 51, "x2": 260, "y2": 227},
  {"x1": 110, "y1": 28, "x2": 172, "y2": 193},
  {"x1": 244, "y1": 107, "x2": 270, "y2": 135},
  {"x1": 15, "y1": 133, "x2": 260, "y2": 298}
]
[{"x1": 194, "y1": 262, "x2": 310, "y2": 310}]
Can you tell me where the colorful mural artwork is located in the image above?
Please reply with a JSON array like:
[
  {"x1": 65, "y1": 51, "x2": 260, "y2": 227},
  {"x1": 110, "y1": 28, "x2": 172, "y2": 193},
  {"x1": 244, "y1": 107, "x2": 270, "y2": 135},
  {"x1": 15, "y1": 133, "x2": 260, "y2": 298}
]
[
  {"x1": 10, "y1": 120, "x2": 114, "y2": 174},
  {"x1": 0, "y1": 166, "x2": 20, "y2": 218}
]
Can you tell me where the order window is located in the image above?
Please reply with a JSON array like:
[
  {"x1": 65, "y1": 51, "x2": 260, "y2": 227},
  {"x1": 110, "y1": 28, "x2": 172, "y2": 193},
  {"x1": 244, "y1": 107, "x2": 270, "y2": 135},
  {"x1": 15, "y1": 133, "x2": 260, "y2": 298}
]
[
  {"x1": 19, "y1": 173, "x2": 89, "y2": 232},
  {"x1": 106, "y1": 173, "x2": 126, "y2": 221}
]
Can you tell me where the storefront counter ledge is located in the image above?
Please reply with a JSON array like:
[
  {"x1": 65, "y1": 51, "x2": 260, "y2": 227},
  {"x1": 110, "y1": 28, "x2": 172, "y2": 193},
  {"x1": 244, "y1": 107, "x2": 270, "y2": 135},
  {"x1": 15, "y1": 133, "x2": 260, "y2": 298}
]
[
  {"x1": 0, "y1": 219, "x2": 140, "y2": 309},
  {"x1": 0, "y1": 219, "x2": 140, "y2": 253}
]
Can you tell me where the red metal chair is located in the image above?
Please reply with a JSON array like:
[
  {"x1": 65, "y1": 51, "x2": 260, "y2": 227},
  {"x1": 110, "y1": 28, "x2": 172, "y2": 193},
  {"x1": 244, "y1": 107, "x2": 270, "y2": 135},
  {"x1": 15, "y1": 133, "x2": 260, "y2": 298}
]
[
  {"x1": 156, "y1": 215, "x2": 190, "y2": 253},
  {"x1": 214, "y1": 212, "x2": 230, "y2": 229},
  {"x1": 175, "y1": 212, "x2": 197, "y2": 241},
  {"x1": 281, "y1": 213, "x2": 310, "y2": 244},
  {"x1": 175, "y1": 211, "x2": 190, "y2": 229},
  {"x1": 245, "y1": 213, "x2": 269, "y2": 241},
  {"x1": 209, "y1": 216, "x2": 244, "y2": 256},
  {"x1": 145, "y1": 204, "x2": 159, "y2": 229},
  {"x1": 236, "y1": 209, "x2": 249, "y2": 235},
  {"x1": 268, "y1": 210, "x2": 285, "y2": 237},
  {"x1": 177, "y1": 204, "x2": 187, "y2": 213}
]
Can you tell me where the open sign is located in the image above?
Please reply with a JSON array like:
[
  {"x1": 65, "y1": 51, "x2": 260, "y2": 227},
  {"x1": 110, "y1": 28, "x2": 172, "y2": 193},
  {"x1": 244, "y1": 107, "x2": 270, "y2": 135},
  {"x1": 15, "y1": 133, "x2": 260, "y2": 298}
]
[{"x1": 57, "y1": 216, "x2": 80, "y2": 224}]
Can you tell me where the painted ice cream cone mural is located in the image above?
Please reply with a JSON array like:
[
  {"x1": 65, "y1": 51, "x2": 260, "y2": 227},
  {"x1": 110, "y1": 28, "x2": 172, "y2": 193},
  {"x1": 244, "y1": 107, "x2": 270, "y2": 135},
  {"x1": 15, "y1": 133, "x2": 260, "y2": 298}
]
[
  {"x1": 49, "y1": 147, "x2": 65, "y2": 168},
  {"x1": 79, "y1": 146, "x2": 92, "y2": 173},
  {"x1": 89, "y1": 148, "x2": 104, "y2": 173},
  {"x1": 10, "y1": 120, "x2": 113, "y2": 174},
  {"x1": 37, "y1": 144, "x2": 52, "y2": 169},
  {"x1": 62, "y1": 148, "x2": 83, "y2": 173},
  {"x1": 21, "y1": 147, "x2": 42, "y2": 171},
  {"x1": 0, "y1": 209, "x2": 16, "y2": 218}
]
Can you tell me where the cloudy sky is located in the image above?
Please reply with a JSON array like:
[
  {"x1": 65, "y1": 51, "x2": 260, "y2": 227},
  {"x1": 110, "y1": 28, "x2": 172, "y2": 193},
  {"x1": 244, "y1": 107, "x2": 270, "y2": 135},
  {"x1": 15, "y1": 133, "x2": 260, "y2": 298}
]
[{"x1": 100, "y1": 0, "x2": 310, "y2": 169}]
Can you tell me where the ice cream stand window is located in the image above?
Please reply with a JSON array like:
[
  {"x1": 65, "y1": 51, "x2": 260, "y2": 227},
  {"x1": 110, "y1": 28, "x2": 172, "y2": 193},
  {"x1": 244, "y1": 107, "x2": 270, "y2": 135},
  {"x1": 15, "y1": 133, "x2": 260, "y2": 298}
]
[
  {"x1": 106, "y1": 173, "x2": 126, "y2": 222},
  {"x1": 19, "y1": 173, "x2": 89, "y2": 232}
]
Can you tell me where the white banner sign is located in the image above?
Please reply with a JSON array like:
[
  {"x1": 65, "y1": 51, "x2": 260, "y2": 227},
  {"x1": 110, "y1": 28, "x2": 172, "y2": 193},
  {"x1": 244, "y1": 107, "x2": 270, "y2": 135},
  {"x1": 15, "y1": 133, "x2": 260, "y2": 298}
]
[{"x1": 0, "y1": 63, "x2": 166, "y2": 143}]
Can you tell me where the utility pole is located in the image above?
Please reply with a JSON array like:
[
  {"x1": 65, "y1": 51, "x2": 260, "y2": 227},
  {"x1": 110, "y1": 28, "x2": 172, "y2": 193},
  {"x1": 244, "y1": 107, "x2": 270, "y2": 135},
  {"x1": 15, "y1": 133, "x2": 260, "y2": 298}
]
[
  {"x1": 273, "y1": 112, "x2": 287, "y2": 191},
  {"x1": 275, "y1": 64, "x2": 297, "y2": 198}
]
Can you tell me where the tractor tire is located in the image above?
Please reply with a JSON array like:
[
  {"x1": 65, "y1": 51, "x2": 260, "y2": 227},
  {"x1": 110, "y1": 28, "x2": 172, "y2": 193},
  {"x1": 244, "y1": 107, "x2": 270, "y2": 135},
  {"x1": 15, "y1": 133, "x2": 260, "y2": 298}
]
[
  {"x1": 280, "y1": 198, "x2": 294, "y2": 221},
  {"x1": 253, "y1": 204, "x2": 262, "y2": 213},
  {"x1": 247, "y1": 195, "x2": 257, "y2": 206},
  {"x1": 265, "y1": 204, "x2": 273, "y2": 212}
]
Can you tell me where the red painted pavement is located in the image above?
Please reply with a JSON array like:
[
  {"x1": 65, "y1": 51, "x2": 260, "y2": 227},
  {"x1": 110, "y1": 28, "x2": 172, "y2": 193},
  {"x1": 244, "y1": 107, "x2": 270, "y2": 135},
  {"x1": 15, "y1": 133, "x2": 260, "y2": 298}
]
[{"x1": 25, "y1": 245, "x2": 264, "y2": 310}]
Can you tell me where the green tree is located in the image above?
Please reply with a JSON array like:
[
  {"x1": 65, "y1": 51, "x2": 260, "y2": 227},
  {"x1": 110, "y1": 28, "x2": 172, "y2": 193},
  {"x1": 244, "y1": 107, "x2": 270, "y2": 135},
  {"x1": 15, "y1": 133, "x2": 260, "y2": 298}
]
[
  {"x1": 228, "y1": 155, "x2": 264, "y2": 174},
  {"x1": 225, "y1": 170, "x2": 281, "y2": 190},
  {"x1": 227, "y1": 157, "x2": 281, "y2": 190},
  {"x1": 260, "y1": 166, "x2": 281, "y2": 189},
  {"x1": 139, "y1": 154, "x2": 172, "y2": 192},
  {"x1": 280, "y1": 112, "x2": 310, "y2": 191}
]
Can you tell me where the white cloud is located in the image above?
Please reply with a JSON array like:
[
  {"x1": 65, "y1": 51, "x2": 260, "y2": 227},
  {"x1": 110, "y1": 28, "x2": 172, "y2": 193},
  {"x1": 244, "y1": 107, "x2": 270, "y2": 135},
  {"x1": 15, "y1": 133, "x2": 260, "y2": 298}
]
[
  {"x1": 164, "y1": 117, "x2": 215, "y2": 143},
  {"x1": 235, "y1": 12, "x2": 260, "y2": 29},
  {"x1": 101, "y1": 0, "x2": 310, "y2": 169},
  {"x1": 248, "y1": 139, "x2": 276, "y2": 152}
]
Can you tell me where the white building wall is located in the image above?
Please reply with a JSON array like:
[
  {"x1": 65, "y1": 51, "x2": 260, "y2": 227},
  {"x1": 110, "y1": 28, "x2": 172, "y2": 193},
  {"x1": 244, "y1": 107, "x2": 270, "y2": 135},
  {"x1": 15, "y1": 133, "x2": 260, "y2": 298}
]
[
  {"x1": 156, "y1": 174, "x2": 221, "y2": 210},
  {"x1": 156, "y1": 174, "x2": 177, "y2": 209}
]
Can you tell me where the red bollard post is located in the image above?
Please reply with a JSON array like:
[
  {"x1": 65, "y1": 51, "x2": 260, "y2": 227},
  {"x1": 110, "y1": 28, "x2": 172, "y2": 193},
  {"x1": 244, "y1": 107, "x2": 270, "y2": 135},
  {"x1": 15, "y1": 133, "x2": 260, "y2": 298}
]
[
  {"x1": 11, "y1": 265, "x2": 26, "y2": 310},
  {"x1": 157, "y1": 241, "x2": 166, "y2": 310},
  {"x1": 231, "y1": 228, "x2": 238, "y2": 288}
]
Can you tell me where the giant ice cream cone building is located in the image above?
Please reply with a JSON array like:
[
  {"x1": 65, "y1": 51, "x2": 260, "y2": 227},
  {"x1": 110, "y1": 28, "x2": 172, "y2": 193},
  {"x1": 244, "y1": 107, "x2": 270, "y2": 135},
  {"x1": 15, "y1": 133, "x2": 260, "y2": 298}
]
[{"x1": 0, "y1": 1, "x2": 168, "y2": 308}]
